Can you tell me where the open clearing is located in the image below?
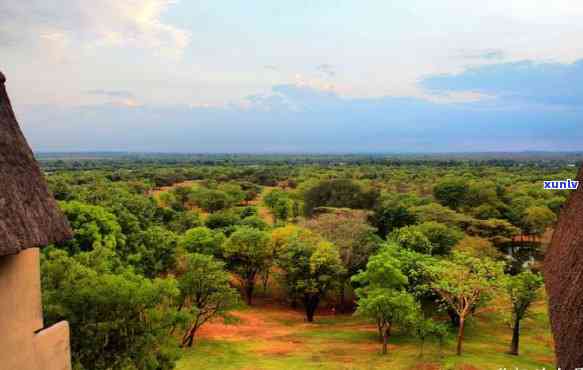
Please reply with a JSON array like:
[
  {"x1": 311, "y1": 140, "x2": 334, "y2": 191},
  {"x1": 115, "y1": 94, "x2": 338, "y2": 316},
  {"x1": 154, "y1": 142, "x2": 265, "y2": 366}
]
[
  {"x1": 176, "y1": 298, "x2": 554, "y2": 370},
  {"x1": 159, "y1": 182, "x2": 556, "y2": 370}
]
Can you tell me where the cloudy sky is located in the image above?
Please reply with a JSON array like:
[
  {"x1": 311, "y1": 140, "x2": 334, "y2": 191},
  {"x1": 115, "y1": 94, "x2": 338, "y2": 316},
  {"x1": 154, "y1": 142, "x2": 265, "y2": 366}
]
[{"x1": 1, "y1": 1, "x2": 582, "y2": 152}]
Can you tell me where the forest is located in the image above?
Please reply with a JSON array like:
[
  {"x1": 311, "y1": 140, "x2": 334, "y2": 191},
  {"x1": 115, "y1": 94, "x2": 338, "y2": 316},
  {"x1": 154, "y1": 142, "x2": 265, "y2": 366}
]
[{"x1": 39, "y1": 153, "x2": 580, "y2": 370}]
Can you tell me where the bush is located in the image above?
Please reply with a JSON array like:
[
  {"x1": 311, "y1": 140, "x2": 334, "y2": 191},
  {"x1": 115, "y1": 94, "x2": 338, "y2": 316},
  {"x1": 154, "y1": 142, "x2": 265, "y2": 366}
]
[{"x1": 42, "y1": 250, "x2": 185, "y2": 370}]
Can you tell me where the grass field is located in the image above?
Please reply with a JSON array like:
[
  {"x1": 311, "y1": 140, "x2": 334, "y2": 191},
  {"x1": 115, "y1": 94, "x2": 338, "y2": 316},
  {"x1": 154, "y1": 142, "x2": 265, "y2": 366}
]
[{"x1": 176, "y1": 298, "x2": 554, "y2": 370}]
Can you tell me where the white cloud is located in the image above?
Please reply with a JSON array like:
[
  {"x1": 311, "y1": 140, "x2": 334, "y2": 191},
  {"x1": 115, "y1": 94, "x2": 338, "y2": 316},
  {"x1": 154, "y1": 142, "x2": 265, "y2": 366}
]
[
  {"x1": 4, "y1": 0, "x2": 583, "y2": 109},
  {"x1": 0, "y1": 0, "x2": 189, "y2": 53}
]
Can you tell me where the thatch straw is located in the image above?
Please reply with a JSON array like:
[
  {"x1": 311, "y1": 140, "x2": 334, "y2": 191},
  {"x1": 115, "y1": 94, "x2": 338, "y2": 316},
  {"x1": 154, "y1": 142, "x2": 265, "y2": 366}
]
[
  {"x1": 0, "y1": 71, "x2": 72, "y2": 257},
  {"x1": 545, "y1": 165, "x2": 583, "y2": 369}
]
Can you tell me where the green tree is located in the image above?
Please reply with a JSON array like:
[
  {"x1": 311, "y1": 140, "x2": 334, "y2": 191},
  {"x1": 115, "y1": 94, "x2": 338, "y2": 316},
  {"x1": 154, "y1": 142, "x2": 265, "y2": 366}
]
[
  {"x1": 390, "y1": 226, "x2": 433, "y2": 254},
  {"x1": 303, "y1": 179, "x2": 379, "y2": 217},
  {"x1": 465, "y1": 181, "x2": 498, "y2": 208},
  {"x1": 273, "y1": 198, "x2": 293, "y2": 222},
  {"x1": 239, "y1": 206, "x2": 258, "y2": 218},
  {"x1": 428, "y1": 252, "x2": 504, "y2": 355},
  {"x1": 471, "y1": 204, "x2": 502, "y2": 220},
  {"x1": 129, "y1": 226, "x2": 178, "y2": 278},
  {"x1": 172, "y1": 186, "x2": 194, "y2": 208},
  {"x1": 239, "y1": 215, "x2": 270, "y2": 230},
  {"x1": 388, "y1": 245, "x2": 439, "y2": 306},
  {"x1": 351, "y1": 244, "x2": 408, "y2": 291},
  {"x1": 205, "y1": 210, "x2": 241, "y2": 234},
  {"x1": 433, "y1": 178, "x2": 469, "y2": 210},
  {"x1": 59, "y1": 201, "x2": 125, "y2": 255},
  {"x1": 413, "y1": 317, "x2": 448, "y2": 357},
  {"x1": 521, "y1": 206, "x2": 557, "y2": 239},
  {"x1": 352, "y1": 245, "x2": 410, "y2": 340},
  {"x1": 159, "y1": 191, "x2": 184, "y2": 211},
  {"x1": 168, "y1": 211, "x2": 203, "y2": 233},
  {"x1": 505, "y1": 271, "x2": 544, "y2": 355},
  {"x1": 239, "y1": 182, "x2": 262, "y2": 204},
  {"x1": 222, "y1": 227, "x2": 271, "y2": 305},
  {"x1": 42, "y1": 250, "x2": 185, "y2": 370},
  {"x1": 263, "y1": 188, "x2": 289, "y2": 209},
  {"x1": 47, "y1": 174, "x2": 75, "y2": 200},
  {"x1": 369, "y1": 201, "x2": 417, "y2": 238},
  {"x1": 191, "y1": 188, "x2": 232, "y2": 212},
  {"x1": 410, "y1": 203, "x2": 471, "y2": 228},
  {"x1": 263, "y1": 189, "x2": 292, "y2": 223},
  {"x1": 545, "y1": 196, "x2": 566, "y2": 216},
  {"x1": 218, "y1": 182, "x2": 246, "y2": 206},
  {"x1": 454, "y1": 236, "x2": 501, "y2": 259},
  {"x1": 266, "y1": 225, "x2": 323, "y2": 295},
  {"x1": 504, "y1": 195, "x2": 537, "y2": 226},
  {"x1": 179, "y1": 227, "x2": 225, "y2": 256},
  {"x1": 303, "y1": 213, "x2": 381, "y2": 308},
  {"x1": 177, "y1": 254, "x2": 240, "y2": 347},
  {"x1": 466, "y1": 218, "x2": 520, "y2": 245},
  {"x1": 354, "y1": 288, "x2": 419, "y2": 354},
  {"x1": 416, "y1": 221, "x2": 464, "y2": 255},
  {"x1": 277, "y1": 239, "x2": 345, "y2": 322}
]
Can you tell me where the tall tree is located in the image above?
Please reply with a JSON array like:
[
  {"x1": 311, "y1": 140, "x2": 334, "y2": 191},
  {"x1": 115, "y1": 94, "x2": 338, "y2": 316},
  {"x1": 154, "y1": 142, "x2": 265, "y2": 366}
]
[
  {"x1": 352, "y1": 244, "x2": 411, "y2": 343},
  {"x1": 222, "y1": 226, "x2": 271, "y2": 305},
  {"x1": 428, "y1": 252, "x2": 504, "y2": 355},
  {"x1": 505, "y1": 271, "x2": 544, "y2": 355},
  {"x1": 354, "y1": 288, "x2": 419, "y2": 354},
  {"x1": 277, "y1": 238, "x2": 345, "y2": 322},
  {"x1": 178, "y1": 254, "x2": 240, "y2": 347},
  {"x1": 267, "y1": 225, "x2": 322, "y2": 295},
  {"x1": 303, "y1": 213, "x2": 381, "y2": 309}
]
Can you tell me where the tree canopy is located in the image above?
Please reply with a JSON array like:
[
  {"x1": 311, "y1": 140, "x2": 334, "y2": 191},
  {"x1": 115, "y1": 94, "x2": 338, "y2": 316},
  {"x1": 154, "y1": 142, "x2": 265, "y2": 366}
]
[{"x1": 222, "y1": 226, "x2": 271, "y2": 305}]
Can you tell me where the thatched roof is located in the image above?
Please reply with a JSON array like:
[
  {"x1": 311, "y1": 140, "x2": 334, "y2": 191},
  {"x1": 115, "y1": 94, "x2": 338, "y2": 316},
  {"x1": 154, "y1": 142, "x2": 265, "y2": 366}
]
[
  {"x1": 544, "y1": 165, "x2": 583, "y2": 369},
  {"x1": 0, "y1": 70, "x2": 72, "y2": 257}
]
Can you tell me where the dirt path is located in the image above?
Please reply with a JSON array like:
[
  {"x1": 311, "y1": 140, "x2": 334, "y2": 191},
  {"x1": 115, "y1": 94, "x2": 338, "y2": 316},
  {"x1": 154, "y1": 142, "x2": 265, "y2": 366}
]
[{"x1": 250, "y1": 186, "x2": 276, "y2": 225}]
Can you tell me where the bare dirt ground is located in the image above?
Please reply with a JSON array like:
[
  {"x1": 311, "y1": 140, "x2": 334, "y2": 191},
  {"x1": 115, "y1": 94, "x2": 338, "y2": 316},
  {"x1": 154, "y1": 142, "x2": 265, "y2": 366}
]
[
  {"x1": 197, "y1": 298, "x2": 380, "y2": 357},
  {"x1": 177, "y1": 295, "x2": 555, "y2": 370},
  {"x1": 198, "y1": 301, "x2": 299, "y2": 341}
]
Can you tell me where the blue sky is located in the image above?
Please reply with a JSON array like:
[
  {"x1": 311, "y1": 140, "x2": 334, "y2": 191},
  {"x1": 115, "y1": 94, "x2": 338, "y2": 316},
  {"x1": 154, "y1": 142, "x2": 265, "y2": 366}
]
[{"x1": 1, "y1": 1, "x2": 582, "y2": 152}]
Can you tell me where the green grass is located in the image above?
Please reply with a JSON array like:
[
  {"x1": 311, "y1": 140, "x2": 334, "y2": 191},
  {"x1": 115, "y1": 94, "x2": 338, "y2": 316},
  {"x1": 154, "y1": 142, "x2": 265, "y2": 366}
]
[
  {"x1": 176, "y1": 341, "x2": 253, "y2": 370},
  {"x1": 296, "y1": 328, "x2": 378, "y2": 343},
  {"x1": 176, "y1": 338, "x2": 425, "y2": 370},
  {"x1": 176, "y1": 300, "x2": 555, "y2": 370}
]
